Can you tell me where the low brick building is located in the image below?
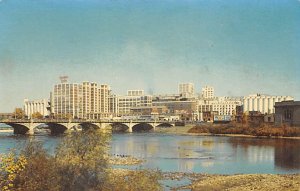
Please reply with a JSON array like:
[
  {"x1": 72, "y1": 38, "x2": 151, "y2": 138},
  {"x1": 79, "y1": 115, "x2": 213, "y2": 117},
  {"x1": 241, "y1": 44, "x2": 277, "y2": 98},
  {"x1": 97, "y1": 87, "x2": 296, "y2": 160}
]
[{"x1": 275, "y1": 101, "x2": 300, "y2": 127}]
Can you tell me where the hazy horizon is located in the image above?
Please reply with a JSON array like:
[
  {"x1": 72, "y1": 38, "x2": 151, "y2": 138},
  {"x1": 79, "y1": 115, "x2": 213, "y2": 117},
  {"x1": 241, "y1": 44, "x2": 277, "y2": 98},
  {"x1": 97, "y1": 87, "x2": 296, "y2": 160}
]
[{"x1": 0, "y1": 0, "x2": 300, "y2": 112}]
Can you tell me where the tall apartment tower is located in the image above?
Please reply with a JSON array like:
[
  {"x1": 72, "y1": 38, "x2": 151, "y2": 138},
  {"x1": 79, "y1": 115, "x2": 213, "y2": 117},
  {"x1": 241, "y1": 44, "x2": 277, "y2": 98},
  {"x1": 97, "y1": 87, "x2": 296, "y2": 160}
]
[
  {"x1": 52, "y1": 78, "x2": 111, "y2": 119},
  {"x1": 82, "y1": 82, "x2": 100, "y2": 118},
  {"x1": 82, "y1": 82, "x2": 111, "y2": 119},
  {"x1": 202, "y1": 86, "x2": 214, "y2": 99},
  {"x1": 178, "y1": 83, "x2": 195, "y2": 98},
  {"x1": 53, "y1": 82, "x2": 83, "y2": 118},
  {"x1": 99, "y1": 84, "x2": 110, "y2": 113},
  {"x1": 109, "y1": 94, "x2": 119, "y2": 115}
]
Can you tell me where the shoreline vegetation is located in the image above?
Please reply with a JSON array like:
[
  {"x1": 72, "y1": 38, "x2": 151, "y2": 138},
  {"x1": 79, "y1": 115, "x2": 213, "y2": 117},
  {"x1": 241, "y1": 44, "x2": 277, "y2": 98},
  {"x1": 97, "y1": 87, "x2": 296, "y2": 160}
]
[{"x1": 187, "y1": 123, "x2": 300, "y2": 139}]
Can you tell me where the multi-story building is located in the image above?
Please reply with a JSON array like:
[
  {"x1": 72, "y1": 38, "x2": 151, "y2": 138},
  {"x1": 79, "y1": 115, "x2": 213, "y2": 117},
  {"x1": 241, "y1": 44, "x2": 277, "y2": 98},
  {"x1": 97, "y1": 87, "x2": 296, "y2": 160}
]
[
  {"x1": 212, "y1": 97, "x2": 242, "y2": 116},
  {"x1": 117, "y1": 95, "x2": 152, "y2": 115},
  {"x1": 99, "y1": 84, "x2": 110, "y2": 113},
  {"x1": 178, "y1": 83, "x2": 195, "y2": 98},
  {"x1": 127, "y1": 90, "x2": 144, "y2": 96},
  {"x1": 109, "y1": 94, "x2": 119, "y2": 116},
  {"x1": 152, "y1": 94, "x2": 181, "y2": 102},
  {"x1": 82, "y1": 82, "x2": 111, "y2": 119},
  {"x1": 52, "y1": 82, "x2": 83, "y2": 118},
  {"x1": 201, "y1": 85, "x2": 214, "y2": 99},
  {"x1": 51, "y1": 79, "x2": 111, "y2": 119},
  {"x1": 24, "y1": 99, "x2": 49, "y2": 118},
  {"x1": 243, "y1": 94, "x2": 294, "y2": 114},
  {"x1": 153, "y1": 100, "x2": 197, "y2": 114},
  {"x1": 130, "y1": 106, "x2": 168, "y2": 116},
  {"x1": 275, "y1": 101, "x2": 300, "y2": 127},
  {"x1": 197, "y1": 96, "x2": 242, "y2": 120}
]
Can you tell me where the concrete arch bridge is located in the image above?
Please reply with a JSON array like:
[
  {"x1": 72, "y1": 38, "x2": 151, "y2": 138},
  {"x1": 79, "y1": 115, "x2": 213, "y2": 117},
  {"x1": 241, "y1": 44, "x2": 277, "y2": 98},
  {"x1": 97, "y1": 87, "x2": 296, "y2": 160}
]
[{"x1": 1, "y1": 119, "x2": 175, "y2": 135}]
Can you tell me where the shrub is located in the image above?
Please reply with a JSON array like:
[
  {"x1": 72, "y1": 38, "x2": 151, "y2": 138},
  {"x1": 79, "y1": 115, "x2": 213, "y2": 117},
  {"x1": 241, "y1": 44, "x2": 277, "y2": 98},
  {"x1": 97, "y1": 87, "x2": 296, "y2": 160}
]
[
  {"x1": 55, "y1": 129, "x2": 111, "y2": 191},
  {"x1": 104, "y1": 169, "x2": 163, "y2": 191},
  {"x1": 0, "y1": 151, "x2": 27, "y2": 191},
  {"x1": 188, "y1": 124, "x2": 300, "y2": 137},
  {"x1": 0, "y1": 129, "x2": 163, "y2": 191}
]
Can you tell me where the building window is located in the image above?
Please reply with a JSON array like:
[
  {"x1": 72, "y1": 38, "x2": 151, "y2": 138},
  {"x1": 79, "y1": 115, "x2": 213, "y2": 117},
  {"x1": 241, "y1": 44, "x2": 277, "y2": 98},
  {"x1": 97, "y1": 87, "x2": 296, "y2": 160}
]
[{"x1": 284, "y1": 109, "x2": 292, "y2": 120}]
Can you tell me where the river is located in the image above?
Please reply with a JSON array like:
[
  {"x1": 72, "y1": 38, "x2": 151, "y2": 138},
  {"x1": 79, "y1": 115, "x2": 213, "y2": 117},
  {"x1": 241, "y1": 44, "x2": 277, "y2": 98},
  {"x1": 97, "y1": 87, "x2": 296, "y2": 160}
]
[{"x1": 0, "y1": 131, "x2": 300, "y2": 174}]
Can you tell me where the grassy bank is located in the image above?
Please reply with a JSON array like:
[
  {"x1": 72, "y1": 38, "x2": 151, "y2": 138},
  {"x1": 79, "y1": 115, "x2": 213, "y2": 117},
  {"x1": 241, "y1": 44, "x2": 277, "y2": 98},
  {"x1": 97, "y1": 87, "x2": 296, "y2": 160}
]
[{"x1": 188, "y1": 123, "x2": 300, "y2": 137}]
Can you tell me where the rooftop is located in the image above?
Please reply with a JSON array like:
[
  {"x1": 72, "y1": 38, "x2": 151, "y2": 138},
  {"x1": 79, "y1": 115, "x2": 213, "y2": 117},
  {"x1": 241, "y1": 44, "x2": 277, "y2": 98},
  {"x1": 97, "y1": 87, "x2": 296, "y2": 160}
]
[{"x1": 275, "y1": 101, "x2": 300, "y2": 107}]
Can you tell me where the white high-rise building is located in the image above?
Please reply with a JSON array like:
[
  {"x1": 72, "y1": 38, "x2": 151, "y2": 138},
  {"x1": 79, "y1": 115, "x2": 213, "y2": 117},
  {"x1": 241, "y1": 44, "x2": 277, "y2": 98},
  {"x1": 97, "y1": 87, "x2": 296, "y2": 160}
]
[
  {"x1": 24, "y1": 99, "x2": 49, "y2": 119},
  {"x1": 109, "y1": 94, "x2": 119, "y2": 115},
  {"x1": 53, "y1": 82, "x2": 83, "y2": 118},
  {"x1": 201, "y1": 85, "x2": 214, "y2": 99},
  {"x1": 52, "y1": 79, "x2": 111, "y2": 119},
  {"x1": 82, "y1": 82, "x2": 111, "y2": 119},
  {"x1": 178, "y1": 83, "x2": 195, "y2": 98},
  {"x1": 99, "y1": 84, "x2": 110, "y2": 114},
  {"x1": 243, "y1": 94, "x2": 294, "y2": 114}
]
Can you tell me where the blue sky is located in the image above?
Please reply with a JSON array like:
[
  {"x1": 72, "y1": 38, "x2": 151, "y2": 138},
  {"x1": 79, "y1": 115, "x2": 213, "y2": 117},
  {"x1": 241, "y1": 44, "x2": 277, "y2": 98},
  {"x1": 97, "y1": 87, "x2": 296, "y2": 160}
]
[{"x1": 0, "y1": 0, "x2": 300, "y2": 112}]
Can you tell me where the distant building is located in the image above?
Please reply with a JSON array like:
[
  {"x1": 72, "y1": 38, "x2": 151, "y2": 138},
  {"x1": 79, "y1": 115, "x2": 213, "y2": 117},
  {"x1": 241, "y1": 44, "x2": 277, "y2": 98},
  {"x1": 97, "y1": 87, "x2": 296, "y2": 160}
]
[
  {"x1": 130, "y1": 106, "x2": 168, "y2": 116},
  {"x1": 127, "y1": 90, "x2": 144, "y2": 96},
  {"x1": 275, "y1": 101, "x2": 300, "y2": 127},
  {"x1": 0, "y1": 113, "x2": 13, "y2": 120},
  {"x1": 153, "y1": 100, "x2": 197, "y2": 120},
  {"x1": 201, "y1": 85, "x2": 214, "y2": 99},
  {"x1": 264, "y1": 114, "x2": 275, "y2": 123},
  {"x1": 109, "y1": 94, "x2": 119, "y2": 116},
  {"x1": 178, "y1": 83, "x2": 195, "y2": 98},
  {"x1": 245, "y1": 111, "x2": 265, "y2": 125},
  {"x1": 202, "y1": 111, "x2": 217, "y2": 122},
  {"x1": 152, "y1": 94, "x2": 181, "y2": 102},
  {"x1": 243, "y1": 94, "x2": 294, "y2": 114},
  {"x1": 197, "y1": 96, "x2": 242, "y2": 118},
  {"x1": 83, "y1": 82, "x2": 111, "y2": 119},
  {"x1": 24, "y1": 99, "x2": 49, "y2": 118},
  {"x1": 52, "y1": 82, "x2": 83, "y2": 118},
  {"x1": 117, "y1": 91, "x2": 152, "y2": 115},
  {"x1": 51, "y1": 79, "x2": 111, "y2": 119}
]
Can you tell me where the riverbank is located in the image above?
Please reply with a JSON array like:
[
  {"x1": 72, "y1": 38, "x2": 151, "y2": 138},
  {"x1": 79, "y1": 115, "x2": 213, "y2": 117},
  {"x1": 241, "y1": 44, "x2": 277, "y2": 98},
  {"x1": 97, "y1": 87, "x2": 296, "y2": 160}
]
[
  {"x1": 110, "y1": 167, "x2": 300, "y2": 191},
  {"x1": 179, "y1": 173, "x2": 300, "y2": 191},
  {"x1": 109, "y1": 155, "x2": 300, "y2": 190},
  {"x1": 156, "y1": 124, "x2": 300, "y2": 140}
]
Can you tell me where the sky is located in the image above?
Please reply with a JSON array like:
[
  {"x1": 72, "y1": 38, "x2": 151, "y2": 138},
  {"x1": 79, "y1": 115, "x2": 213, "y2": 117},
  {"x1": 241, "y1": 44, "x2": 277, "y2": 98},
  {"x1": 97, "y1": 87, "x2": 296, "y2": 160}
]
[{"x1": 0, "y1": 0, "x2": 300, "y2": 112}]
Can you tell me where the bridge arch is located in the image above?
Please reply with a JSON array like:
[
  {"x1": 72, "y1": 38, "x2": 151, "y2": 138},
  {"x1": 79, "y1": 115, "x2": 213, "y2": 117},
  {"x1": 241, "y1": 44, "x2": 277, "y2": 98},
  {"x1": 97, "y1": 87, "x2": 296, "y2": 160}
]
[
  {"x1": 132, "y1": 123, "x2": 154, "y2": 132},
  {"x1": 156, "y1": 122, "x2": 173, "y2": 128},
  {"x1": 110, "y1": 122, "x2": 129, "y2": 133},
  {"x1": 5, "y1": 123, "x2": 29, "y2": 135},
  {"x1": 78, "y1": 122, "x2": 100, "y2": 131},
  {"x1": 32, "y1": 123, "x2": 51, "y2": 134},
  {"x1": 46, "y1": 123, "x2": 68, "y2": 135}
]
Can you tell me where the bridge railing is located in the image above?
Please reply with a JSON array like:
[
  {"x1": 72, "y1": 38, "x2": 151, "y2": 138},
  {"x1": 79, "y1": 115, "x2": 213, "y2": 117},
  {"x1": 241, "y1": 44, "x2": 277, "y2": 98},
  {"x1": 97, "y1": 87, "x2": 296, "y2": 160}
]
[{"x1": 0, "y1": 118, "x2": 179, "y2": 124}]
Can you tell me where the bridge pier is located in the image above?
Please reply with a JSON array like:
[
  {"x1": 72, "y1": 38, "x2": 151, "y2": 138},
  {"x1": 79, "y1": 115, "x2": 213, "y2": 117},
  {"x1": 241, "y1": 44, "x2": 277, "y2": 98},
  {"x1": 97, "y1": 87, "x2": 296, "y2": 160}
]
[
  {"x1": 127, "y1": 121, "x2": 133, "y2": 133},
  {"x1": 27, "y1": 127, "x2": 34, "y2": 135}
]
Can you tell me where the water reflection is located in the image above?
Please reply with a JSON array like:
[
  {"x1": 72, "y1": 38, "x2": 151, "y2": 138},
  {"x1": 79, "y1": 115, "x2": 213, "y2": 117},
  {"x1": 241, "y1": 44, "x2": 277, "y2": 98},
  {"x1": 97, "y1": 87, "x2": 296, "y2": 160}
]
[
  {"x1": 228, "y1": 137, "x2": 300, "y2": 171},
  {"x1": 275, "y1": 141, "x2": 300, "y2": 170},
  {"x1": 1, "y1": 132, "x2": 300, "y2": 174}
]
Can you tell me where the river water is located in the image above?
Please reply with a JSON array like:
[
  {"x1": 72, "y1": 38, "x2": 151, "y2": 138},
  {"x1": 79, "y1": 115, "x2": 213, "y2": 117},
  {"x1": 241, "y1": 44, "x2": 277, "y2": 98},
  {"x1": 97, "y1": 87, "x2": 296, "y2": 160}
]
[{"x1": 0, "y1": 131, "x2": 300, "y2": 174}]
